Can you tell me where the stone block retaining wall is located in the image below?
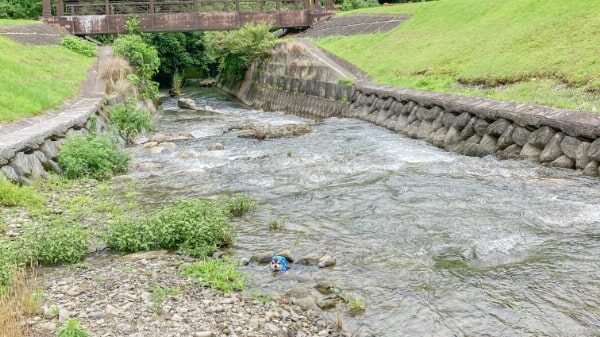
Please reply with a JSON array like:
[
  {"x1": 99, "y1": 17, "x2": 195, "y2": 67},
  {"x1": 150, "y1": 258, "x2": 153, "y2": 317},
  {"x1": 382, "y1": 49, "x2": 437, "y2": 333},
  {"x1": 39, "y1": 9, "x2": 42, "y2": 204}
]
[
  {"x1": 0, "y1": 98, "x2": 117, "y2": 184},
  {"x1": 233, "y1": 43, "x2": 600, "y2": 176}
]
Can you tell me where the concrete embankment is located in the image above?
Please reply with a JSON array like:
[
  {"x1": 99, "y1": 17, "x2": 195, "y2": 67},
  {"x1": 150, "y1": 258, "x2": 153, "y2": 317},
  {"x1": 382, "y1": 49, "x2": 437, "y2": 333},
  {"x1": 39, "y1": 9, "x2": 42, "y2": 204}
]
[{"x1": 229, "y1": 41, "x2": 600, "y2": 176}]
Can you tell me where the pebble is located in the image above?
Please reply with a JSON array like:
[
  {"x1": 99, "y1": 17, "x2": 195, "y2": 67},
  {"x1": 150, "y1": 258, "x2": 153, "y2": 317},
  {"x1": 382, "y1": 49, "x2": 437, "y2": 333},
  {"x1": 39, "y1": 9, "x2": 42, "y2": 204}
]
[{"x1": 318, "y1": 255, "x2": 336, "y2": 268}]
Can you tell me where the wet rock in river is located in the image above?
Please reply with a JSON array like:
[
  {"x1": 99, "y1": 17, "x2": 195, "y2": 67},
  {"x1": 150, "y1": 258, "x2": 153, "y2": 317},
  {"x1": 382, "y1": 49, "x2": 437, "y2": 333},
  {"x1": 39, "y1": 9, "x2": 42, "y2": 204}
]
[
  {"x1": 318, "y1": 255, "x2": 336, "y2": 268},
  {"x1": 276, "y1": 249, "x2": 296, "y2": 263},
  {"x1": 297, "y1": 253, "x2": 321, "y2": 266},
  {"x1": 178, "y1": 98, "x2": 197, "y2": 110},
  {"x1": 251, "y1": 252, "x2": 275, "y2": 264},
  {"x1": 208, "y1": 143, "x2": 225, "y2": 151},
  {"x1": 233, "y1": 122, "x2": 312, "y2": 140}
]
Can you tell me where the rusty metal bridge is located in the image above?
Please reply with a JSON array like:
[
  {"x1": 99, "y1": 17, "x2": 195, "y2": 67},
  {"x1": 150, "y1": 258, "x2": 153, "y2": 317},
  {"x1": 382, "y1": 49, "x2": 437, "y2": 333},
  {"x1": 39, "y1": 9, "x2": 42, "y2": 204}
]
[{"x1": 41, "y1": 0, "x2": 334, "y2": 35}]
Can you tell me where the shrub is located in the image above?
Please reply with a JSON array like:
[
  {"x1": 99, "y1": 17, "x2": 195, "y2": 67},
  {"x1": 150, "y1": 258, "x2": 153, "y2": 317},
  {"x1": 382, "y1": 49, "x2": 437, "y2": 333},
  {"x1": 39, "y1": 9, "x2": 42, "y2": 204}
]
[
  {"x1": 181, "y1": 259, "x2": 246, "y2": 292},
  {"x1": 125, "y1": 16, "x2": 142, "y2": 35},
  {"x1": 0, "y1": 0, "x2": 41, "y2": 19},
  {"x1": 150, "y1": 199, "x2": 234, "y2": 257},
  {"x1": 23, "y1": 223, "x2": 89, "y2": 265},
  {"x1": 225, "y1": 194, "x2": 256, "y2": 217},
  {"x1": 104, "y1": 198, "x2": 236, "y2": 257},
  {"x1": 60, "y1": 36, "x2": 97, "y2": 57},
  {"x1": 58, "y1": 319, "x2": 89, "y2": 337},
  {"x1": 113, "y1": 34, "x2": 160, "y2": 80},
  {"x1": 0, "y1": 238, "x2": 21, "y2": 291},
  {"x1": 108, "y1": 103, "x2": 153, "y2": 138},
  {"x1": 104, "y1": 217, "x2": 155, "y2": 253},
  {"x1": 0, "y1": 177, "x2": 45, "y2": 207},
  {"x1": 126, "y1": 73, "x2": 159, "y2": 101},
  {"x1": 57, "y1": 135, "x2": 130, "y2": 180},
  {"x1": 207, "y1": 24, "x2": 275, "y2": 86},
  {"x1": 338, "y1": 77, "x2": 354, "y2": 86},
  {"x1": 340, "y1": 0, "x2": 379, "y2": 11}
]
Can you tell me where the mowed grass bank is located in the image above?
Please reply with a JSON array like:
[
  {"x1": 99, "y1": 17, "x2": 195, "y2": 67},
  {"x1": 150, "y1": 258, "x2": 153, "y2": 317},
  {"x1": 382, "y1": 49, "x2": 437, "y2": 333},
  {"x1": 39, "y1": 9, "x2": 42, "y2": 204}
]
[
  {"x1": 0, "y1": 28, "x2": 93, "y2": 123},
  {"x1": 314, "y1": 0, "x2": 600, "y2": 112}
]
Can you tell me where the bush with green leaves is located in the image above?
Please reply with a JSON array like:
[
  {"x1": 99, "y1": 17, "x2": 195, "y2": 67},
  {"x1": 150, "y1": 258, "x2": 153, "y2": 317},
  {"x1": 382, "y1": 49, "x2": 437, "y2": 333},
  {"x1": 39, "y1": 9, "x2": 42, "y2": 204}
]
[
  {"x1": 108, "y1": 103, "x2": 153, "y2": 138},
  {"x1": 0, "y1": 0, "x2": 41, "y2": 19},
  {"x1": 113, "y1": 34, "x2": 160, "y2": 80},
  {"x1": 0, "y1": 238, "x2": 21, "y2": 292},
  {"x1": 181, "y1": 259, "x2": 246, "y2": 292},
  {"x1": 151, "y1": 199, "x2": 233, "y2": 257},
  {"x1": 23, "y1": 223, "x2": 90, "y2": 265},
  {"x1": 57, "y1": 135, "x2": 130, "y2": 180},
  {"x1": 103, "y1": 217, "x2": 154, "y2": 253},
  {"x1": 341, "y1": 0, "x2": 379, "y2": 11},
  {"x1": 60, "y1": 36, "x2": 97, "y2": 57},
  {"x1": 105, "y1": 198, "x2": 236, "y2": 257},
  {"x1": 58, "y1": 319, "x2": 89, "y2": 337},
  {"x1": 0, "y1": 176, "x2": 45, "y2": 207},
  {"x1": 206, "y1": 24, "x2": 275, "y2": 86}
]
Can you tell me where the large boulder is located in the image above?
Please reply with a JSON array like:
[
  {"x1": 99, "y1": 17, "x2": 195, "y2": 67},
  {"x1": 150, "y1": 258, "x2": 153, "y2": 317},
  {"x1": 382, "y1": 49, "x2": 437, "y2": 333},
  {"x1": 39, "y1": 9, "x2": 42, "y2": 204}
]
[
  {"x1": 497, "y1": 125, "x2": 515, "y2": 149},
  {"x1": 575, "y1": 142, "x2": 591, "y2": 169},
  {"x1": 520, "y1": 143, "x2": 542, "y2": 161},
  {"x1": 486, "y1": 119, "x2": 511, "y2": 137},
  {"x1": 177, "y1": 98, "x2": 197, "y2": 110},
  {"x1": 549, "y1": 155, "x2": 574, "y2": 169},
  {"x1": 473, "y1": 119, "x2": 490, "y2": 137}
]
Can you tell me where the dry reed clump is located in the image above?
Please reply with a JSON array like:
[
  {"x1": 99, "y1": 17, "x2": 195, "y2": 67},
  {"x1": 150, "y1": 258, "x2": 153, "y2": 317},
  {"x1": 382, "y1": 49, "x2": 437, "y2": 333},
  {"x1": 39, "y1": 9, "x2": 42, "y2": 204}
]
[
  {"x1": 101, "y1": 56, "x2": 136, "y2": 97},
  {"x1": 0, "y1": 270, "x2": 42, "y2": 337},
  {"x1": 287, "y1": 42, "x2": 309, "y2": 56}
]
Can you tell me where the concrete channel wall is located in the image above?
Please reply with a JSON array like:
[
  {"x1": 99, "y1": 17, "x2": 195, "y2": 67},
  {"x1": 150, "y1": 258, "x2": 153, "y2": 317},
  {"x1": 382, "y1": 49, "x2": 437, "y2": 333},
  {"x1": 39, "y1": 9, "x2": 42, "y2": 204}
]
[{"x1": 232, "y1": 43, "x2": 600, "y2": 176}]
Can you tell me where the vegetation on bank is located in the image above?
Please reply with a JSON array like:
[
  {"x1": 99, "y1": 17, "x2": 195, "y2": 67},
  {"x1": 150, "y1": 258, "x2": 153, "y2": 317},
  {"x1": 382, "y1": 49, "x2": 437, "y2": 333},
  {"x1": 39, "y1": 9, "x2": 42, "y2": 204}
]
[
  {"x1": 315, "y1": 0, "x2": 600, "y2": 112},
  {"x1": 0, "y1": 19, "x2": 39, "y2": 26},
  {"x1": 0, "y1": 36, "x2": 93, "y2": 122},
  {"x1": 206, "y1": 24, "x2": 275, "y2": 86}
]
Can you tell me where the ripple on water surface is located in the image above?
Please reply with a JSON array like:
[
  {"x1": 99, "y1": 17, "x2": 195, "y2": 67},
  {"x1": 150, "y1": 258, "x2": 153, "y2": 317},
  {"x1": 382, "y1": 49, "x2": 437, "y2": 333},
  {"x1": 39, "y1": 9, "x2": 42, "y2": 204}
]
[{"x1": 115, "y1": 88, "x2": 600, "y2": 337}]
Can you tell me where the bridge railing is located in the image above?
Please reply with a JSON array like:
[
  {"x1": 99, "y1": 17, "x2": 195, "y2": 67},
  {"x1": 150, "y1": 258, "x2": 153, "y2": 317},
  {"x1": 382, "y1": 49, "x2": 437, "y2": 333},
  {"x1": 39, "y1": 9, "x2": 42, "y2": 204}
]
[{"x1": 51, "y1": 0, "x2": 331, "y2": 16}]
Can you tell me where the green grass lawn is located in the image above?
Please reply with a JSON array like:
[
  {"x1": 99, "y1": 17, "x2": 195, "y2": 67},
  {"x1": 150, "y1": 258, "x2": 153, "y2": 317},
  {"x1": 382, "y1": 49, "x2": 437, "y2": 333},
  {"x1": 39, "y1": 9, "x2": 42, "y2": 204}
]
[
  {"x1": 0, "y1": 19, "x2": 40, "y2": 26},
  {"x1": 314, "y1": 0, "x2": 600, "y2": 112},
  {"x1": 0, "y1": 36, "x2": 93, "y2": 123}
]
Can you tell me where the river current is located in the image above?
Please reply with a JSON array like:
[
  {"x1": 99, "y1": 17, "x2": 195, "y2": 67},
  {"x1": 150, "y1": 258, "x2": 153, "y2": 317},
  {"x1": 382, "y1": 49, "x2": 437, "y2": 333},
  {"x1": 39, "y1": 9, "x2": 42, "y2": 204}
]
[{"x1": 115, "y1": 88, "x2": 600, "y2": 337}]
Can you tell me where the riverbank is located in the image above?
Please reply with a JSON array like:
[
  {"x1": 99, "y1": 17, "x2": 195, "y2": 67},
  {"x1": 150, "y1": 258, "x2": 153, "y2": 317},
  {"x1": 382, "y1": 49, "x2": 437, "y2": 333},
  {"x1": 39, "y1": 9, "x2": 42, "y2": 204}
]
[
  {"x1": 0, "y1": 22, "x2": 94, "y2": 123},
  {"x1": 313, "y1": 0, "x2": 600, "y2": 112}
]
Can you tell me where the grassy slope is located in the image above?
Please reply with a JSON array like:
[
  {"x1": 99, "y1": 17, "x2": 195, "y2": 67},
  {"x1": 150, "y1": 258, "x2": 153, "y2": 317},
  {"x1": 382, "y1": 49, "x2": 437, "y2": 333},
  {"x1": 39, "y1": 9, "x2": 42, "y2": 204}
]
[
  {"x1": 314, "y1": 0, "x2": 600, "y2": 112},
  {"x1": 0, "y1": 29, "x2": 93, "y2": 123},
  {"x1": 0, "y1": 19, "x2": 40, "y2": 26}
]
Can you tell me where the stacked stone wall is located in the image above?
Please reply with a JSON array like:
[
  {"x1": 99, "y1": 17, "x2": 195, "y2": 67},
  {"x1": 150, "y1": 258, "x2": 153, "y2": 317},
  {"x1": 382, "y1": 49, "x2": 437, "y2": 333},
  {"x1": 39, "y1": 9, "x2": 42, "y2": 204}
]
[{"x1": 232, "y1": 43, "x2": 600, "y2": 176}]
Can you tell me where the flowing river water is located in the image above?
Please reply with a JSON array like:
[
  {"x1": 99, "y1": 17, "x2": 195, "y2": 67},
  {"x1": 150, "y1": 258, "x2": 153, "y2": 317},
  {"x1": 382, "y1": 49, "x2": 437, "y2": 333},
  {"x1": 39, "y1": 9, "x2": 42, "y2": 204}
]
[{"x1": 114, "y1": 88, "x2": 600, "y2": 337}]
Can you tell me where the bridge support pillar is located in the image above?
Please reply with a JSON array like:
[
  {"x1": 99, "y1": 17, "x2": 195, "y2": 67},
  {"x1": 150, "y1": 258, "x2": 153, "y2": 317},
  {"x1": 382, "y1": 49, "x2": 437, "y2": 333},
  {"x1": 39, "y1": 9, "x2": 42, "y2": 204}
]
[
  {"x1": 56, "y1": 0, "x2": 64, "y2": 16},
  {"x1": 42, "y1": 0, "x2": 51, "y2": 17}
]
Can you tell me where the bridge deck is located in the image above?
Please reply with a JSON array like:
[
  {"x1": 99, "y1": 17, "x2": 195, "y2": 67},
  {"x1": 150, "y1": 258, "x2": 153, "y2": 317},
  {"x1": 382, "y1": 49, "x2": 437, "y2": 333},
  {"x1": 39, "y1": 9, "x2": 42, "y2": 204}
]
[{"x1": 42, "y1": 0, "x2": 334, "y2": 34}]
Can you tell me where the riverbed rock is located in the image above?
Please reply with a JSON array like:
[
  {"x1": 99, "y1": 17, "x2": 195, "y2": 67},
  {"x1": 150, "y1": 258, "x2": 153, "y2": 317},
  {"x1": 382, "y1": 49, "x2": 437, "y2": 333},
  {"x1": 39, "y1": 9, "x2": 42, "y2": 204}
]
[
  {"x1": 528, "y1": 126, "x2": 556, "y2": 148},
  {"x1": 478, "y1": 134, "x2": 498, "y2": 152},
  {"x1": 539, "y1": 133, "x2": 564, "y2": 163},
  {"x1": 318, "y1": 255, "x2": 336, "y2": 268},
  {"x1": 315, "y1": 281, "x2": 341, "y2": 295},
  {"x1": 512, "y1": 127, "x2": 531, "y2": 147},
  {"x1": 1, "y1": 165, "x2": 19, "y2": 182},
  {"x1": 235, "y1": 123, "x2": 312, "y2": 140},
  {"x1": 459, "y1": 118, "x2": 477, "y2": 140},
  {"x1": 251, "y1": 252, "x2": 275, "y2": 264},
  {"x1": 208, "y1": 143, "x2": 225, "y2": 151},
  {"x1": 178, "y1": 98, "x2": 197, "y2": 110},
  {"x1": 297, "y1": 254, "x2": 321, "y2": 266},
  {"x1": 276, "y1": 249, "x2": 296, "y2": 263}
]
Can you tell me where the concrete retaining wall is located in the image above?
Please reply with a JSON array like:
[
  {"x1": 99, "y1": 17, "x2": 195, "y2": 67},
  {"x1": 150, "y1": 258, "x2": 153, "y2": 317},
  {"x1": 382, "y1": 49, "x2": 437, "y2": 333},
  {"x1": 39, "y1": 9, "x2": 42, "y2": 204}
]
[{"x1": 232, "y1": 43, "x2": 600, "y2": 176}]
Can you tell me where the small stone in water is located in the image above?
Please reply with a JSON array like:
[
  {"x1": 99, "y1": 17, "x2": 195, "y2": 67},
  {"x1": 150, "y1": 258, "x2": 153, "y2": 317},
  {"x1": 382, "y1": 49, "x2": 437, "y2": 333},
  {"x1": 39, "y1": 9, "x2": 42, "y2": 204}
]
[
  {"x1": 208, "y1": 143, "x2": 225, "y2": 151},
  {"x1": 318, "y1": 255, "x2": 336, "y2": 268}
]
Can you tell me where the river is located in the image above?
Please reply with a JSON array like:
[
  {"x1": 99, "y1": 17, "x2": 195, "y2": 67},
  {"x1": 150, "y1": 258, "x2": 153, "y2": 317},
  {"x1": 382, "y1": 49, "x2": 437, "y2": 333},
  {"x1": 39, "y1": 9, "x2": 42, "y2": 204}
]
[{"x1": 115, "y1": 87, "x2": 600, "y2": 337}]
